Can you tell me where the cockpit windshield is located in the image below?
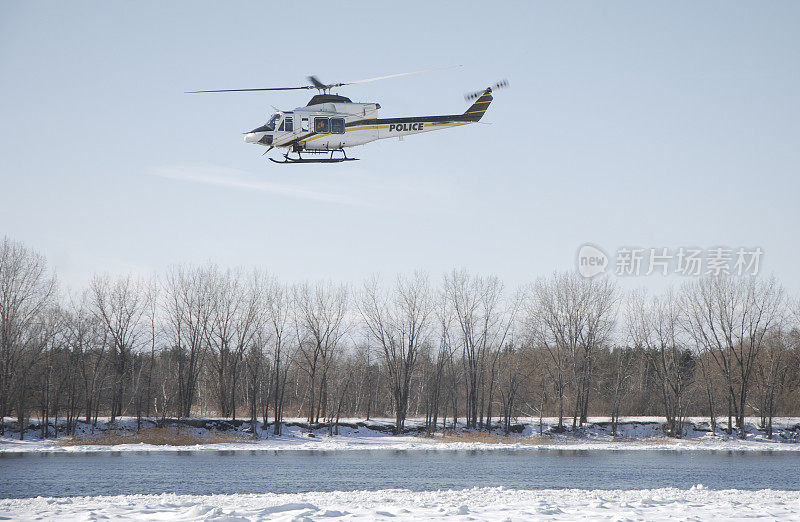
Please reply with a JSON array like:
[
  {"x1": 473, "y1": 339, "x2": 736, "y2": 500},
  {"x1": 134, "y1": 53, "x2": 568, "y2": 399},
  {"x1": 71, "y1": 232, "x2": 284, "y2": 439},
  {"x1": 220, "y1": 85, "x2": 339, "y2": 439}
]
[
  {"x1": 264, "y1": 113, "x2": 282, "y2": 131},
  {"x1": 249, "y1": 112, "x2": 283, "y2": 134}
]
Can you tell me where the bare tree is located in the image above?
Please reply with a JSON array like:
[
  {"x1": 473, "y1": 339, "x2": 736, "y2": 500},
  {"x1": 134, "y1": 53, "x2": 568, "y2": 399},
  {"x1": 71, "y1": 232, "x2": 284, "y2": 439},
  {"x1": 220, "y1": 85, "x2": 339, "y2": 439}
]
[
  {"x1": 142, "y1": 277, "x2": 160, "y2": 422},
  {"x1": 293, "y1": 281, "x2": 348, "y2": 424},
  {"x1": 261, "y1": 276, "x2": 291, "y2": 435},
  {"x1": 244, "y1": 329, "x2": 269, "y2": 436},
  {"x1": 607, "y1": 346, "x2": 636, "y2": 437},
  {"x1": 232, "y1": 273, "x2": 263, "y2": 422},
  {"x1": 65, "y1": 292, "x2": 110, "y2": 429},
  {"x1": 527, "y1": 272, "x2": 617, "y2": 431},
  {"x1": 627, "y1": 289, "x2": 694, "y2": 437},
  {"x1": 443, "y1": 270, "x2": 514, "y2": 430},
  {"x1": 89, "y1": 274, "x2": 147, "y2": 422},
  {"x1": 203, "y1": 268, "x2": 262, "y2": 420},
  {"x1": 752, "y1": 328, "x2": 786, "y2": 439},
  {"x1": 34, "y1": 305, "x2": 65, "y2": 438},
  {"x1": 163, "y1": 265, "x2": 212, "y2": 417},
  {"x1": 360, "y1": 272, "x2": 432, "y2": 433},
  {"x1": 204, "y1": 267, "x2": 240, "y2": 418},
  {"x1": 497, "y1": 341, "x2": 530, "y2": 435},
  {"x1": 425, "y1": 291, "x2": 458, "y2": 432},
  {"x1": 683, "y1": 276, "x2": 785, "y2": 439},
  {"x1": 0, "y1": 238, "x2": 57, "y2": 438}
]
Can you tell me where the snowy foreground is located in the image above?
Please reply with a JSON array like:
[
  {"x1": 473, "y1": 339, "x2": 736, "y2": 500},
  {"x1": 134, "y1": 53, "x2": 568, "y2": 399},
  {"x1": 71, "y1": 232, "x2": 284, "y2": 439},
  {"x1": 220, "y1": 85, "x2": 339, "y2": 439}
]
[
  {"x1": 2, "y1": 486, "x2": 799, "y2": 521},
  {"x1": 2, "y1": 416, "x2": 800, "y2": 454}
]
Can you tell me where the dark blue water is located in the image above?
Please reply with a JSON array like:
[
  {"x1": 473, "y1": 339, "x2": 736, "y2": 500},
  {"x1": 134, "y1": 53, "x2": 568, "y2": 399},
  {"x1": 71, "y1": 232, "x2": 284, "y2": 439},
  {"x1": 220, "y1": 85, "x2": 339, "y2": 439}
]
[{"x1": 1, "y1": 449, "x2": 798, "y2": 498}]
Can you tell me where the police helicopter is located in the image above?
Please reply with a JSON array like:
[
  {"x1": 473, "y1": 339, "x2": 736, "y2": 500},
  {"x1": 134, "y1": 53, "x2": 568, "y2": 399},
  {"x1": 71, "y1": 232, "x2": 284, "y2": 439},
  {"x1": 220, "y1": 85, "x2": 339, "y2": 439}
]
[{"x1": 187, "y1": 66, "x2": 507, "y2": 164}]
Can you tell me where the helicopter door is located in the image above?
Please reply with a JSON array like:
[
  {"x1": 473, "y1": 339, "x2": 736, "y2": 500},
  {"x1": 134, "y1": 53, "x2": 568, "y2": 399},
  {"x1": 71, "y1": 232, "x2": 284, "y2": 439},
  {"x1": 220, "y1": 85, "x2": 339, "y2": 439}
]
[{"x1": 301, "y1": 117, "x2": 309, "y2": 131}]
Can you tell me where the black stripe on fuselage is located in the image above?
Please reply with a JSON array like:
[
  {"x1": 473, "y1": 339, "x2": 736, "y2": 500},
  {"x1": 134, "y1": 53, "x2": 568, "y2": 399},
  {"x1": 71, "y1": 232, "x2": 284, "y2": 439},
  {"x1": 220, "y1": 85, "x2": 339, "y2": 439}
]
[{"x1": 346, "y1": 114, "x2": 464, "y2": 127}]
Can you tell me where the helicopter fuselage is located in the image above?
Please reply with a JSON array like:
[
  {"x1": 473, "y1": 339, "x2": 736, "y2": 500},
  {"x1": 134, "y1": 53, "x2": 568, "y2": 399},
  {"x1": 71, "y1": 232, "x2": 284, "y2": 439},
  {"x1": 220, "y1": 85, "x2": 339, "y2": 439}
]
[{"x1": 243, "y1": 91, "x2": 491, "y2": 153}]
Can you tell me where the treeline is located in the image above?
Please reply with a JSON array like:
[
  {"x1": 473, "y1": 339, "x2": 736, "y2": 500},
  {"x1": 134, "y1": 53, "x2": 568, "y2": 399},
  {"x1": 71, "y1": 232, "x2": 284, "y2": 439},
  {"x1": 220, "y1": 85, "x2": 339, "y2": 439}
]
[{"x1": 1, "y1": 237, "x2": 799, "y2": 440}]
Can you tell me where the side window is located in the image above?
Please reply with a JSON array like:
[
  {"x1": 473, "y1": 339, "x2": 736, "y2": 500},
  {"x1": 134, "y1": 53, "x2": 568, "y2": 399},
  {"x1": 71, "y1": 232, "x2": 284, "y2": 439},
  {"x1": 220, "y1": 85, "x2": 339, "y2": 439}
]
[
  {"x1": 314, "y1": 118, "x2": 329, "y2": 133},
  {"x1": 331, "y1": 118, "x2": 345, "y2": 134},
  {"x1": 278, "y1": 120, "x2": 285, "y2": 131},
  {"x1": 284, "y1": 117, "x2": 293, "y2": 132},
  {"x1": 301, "y1": 118, "x2": 309, "y2": 131}
]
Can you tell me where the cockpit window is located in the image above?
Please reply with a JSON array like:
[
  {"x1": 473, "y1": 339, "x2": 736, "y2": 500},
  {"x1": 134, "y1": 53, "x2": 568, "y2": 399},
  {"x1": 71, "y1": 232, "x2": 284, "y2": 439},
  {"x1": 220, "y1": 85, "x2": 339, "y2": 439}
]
[{"x1": 264, "y1": 113, "x2": 282, "y2": 131}]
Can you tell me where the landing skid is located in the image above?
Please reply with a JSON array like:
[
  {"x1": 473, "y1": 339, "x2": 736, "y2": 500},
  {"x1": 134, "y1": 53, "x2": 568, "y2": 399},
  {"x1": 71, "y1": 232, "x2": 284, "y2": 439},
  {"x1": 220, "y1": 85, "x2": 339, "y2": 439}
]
[
  {"x1": 269, "y1": 156, "x2": 359, "y2": 164},
  {"x1": 269, "y1": 149, "x2": 358, "y2": 164}
]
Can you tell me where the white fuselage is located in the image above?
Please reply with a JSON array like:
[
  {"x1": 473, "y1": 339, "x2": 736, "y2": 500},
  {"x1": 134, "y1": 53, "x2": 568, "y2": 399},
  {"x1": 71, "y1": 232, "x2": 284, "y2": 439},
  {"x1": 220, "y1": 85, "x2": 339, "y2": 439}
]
[{"x1": 243, "y1": 95, "x2": 472, "y2": 151}]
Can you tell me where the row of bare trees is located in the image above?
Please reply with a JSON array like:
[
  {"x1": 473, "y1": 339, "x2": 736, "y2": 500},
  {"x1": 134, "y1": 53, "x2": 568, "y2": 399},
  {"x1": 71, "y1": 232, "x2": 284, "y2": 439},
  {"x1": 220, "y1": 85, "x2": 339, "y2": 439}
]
[{"x1": 2, "y1": 237, "x2": 799, "y2": 440}]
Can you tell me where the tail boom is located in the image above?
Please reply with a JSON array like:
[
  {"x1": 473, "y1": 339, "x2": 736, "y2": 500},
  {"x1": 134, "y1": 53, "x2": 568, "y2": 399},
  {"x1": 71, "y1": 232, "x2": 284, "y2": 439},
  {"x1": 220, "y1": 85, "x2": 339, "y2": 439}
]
[{"x1": 367, "y1": 87, "x2": 495, "y2": 139}]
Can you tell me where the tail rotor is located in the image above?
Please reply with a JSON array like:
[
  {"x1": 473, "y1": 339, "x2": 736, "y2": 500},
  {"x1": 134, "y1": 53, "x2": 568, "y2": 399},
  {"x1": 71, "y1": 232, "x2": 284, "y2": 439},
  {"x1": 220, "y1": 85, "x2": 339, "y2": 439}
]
[{"x1": 465, "y1": 79, "x2": 509, "y2": 101}]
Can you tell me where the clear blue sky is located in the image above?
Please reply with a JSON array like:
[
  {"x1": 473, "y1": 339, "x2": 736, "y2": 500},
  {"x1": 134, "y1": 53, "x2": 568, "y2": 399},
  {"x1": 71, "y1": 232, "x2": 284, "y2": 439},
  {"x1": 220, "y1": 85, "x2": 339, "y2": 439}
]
[{"x1": 1, "y1": 1, "x2": 798, "y2": 294}]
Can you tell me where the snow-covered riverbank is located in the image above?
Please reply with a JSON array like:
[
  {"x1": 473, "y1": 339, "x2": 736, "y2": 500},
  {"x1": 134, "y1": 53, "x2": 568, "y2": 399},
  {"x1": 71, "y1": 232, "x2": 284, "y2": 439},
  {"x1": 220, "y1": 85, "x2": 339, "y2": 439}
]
[
  {"x1": 2, "y1": 416, "x2": 799, "y2": 454},
  {"x1": 2, "y1": 486, "x2": 799, "y2": 520}
]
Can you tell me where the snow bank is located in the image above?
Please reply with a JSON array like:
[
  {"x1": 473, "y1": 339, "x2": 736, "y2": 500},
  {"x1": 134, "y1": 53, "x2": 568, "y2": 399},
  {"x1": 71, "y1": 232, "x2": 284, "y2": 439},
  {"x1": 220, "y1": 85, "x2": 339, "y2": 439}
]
[
  {"x1": 2, "y1": 487, "x2": 799, "y2": 520},
  {"x1": 3, "y1": 416, "x2": 799, "y2": 454},
  {"x1": 5, "y1": 432, "x2": 800, "y2": 454}
]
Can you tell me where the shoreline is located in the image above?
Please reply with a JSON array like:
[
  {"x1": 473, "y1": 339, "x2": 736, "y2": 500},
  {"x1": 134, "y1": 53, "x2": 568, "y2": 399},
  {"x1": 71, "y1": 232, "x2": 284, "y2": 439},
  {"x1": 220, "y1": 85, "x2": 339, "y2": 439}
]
[
  {"x1": 3, "y1": 416, "x2": 799, "y2": 454},
  {"x1": 4, "y1": 434, "x2": 800, "y2": 454}
]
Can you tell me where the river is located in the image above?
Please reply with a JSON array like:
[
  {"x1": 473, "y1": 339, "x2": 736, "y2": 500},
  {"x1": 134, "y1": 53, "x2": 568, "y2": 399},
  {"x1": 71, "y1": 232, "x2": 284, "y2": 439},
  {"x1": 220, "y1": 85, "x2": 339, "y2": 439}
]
[{"x1": 1, "y1": 449, "x2": 798, "y2": 498}]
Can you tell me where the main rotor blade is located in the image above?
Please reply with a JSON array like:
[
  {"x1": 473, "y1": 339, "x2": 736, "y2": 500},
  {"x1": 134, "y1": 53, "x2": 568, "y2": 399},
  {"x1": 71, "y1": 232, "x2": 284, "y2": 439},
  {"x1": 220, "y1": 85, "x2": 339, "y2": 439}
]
[
  {"x1": 187, "y1": 65, "x2": 462, "y2": 94},
  {"x1": 333, "y1": 65, "x2": 462, "y2": 87},
  {"x1": 185, "y1": 86, "x2": 313, "y2": 93}
]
